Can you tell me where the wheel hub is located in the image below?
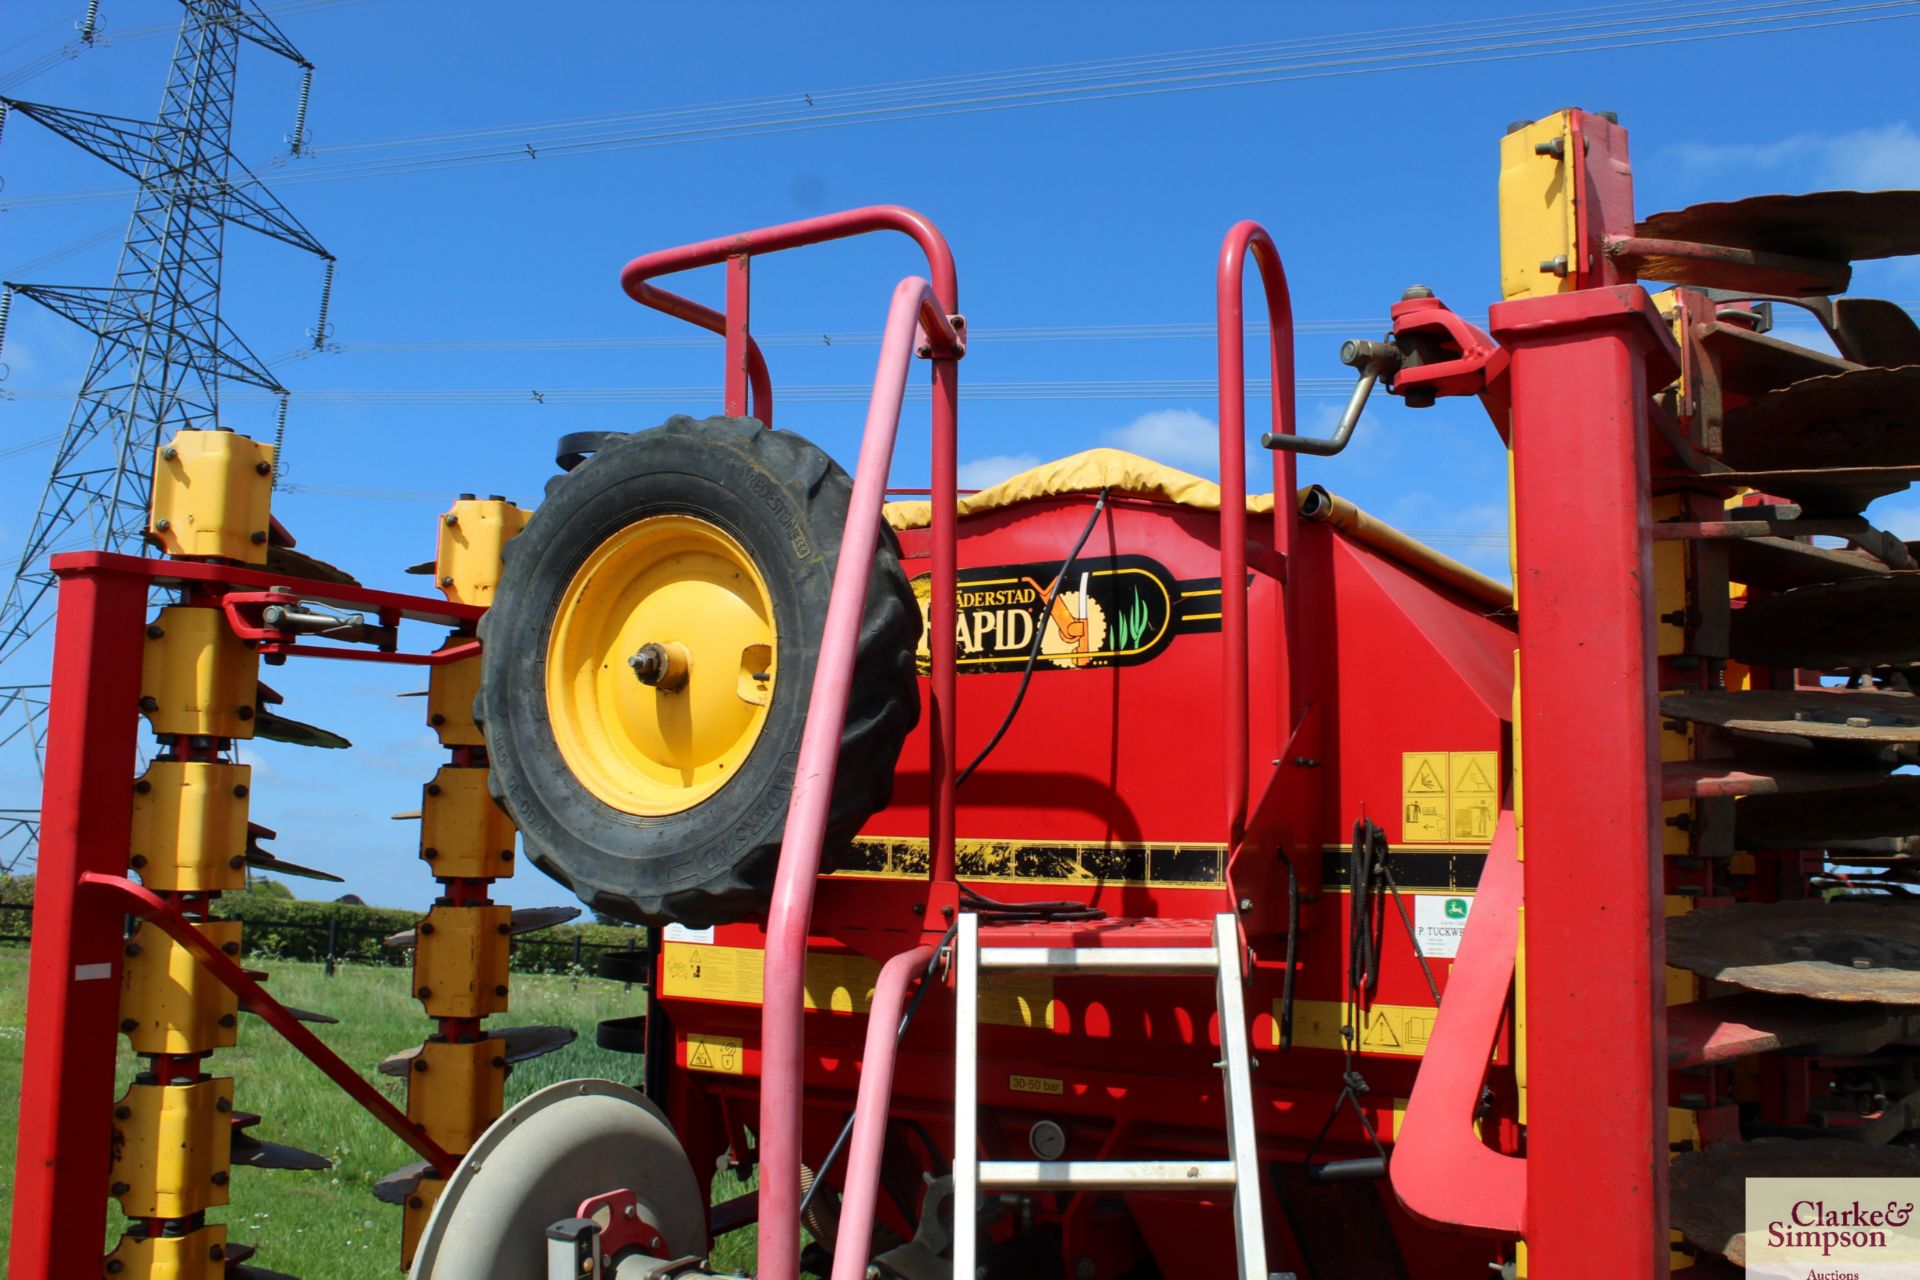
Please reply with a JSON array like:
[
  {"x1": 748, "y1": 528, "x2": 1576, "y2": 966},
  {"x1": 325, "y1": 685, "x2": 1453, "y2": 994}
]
[{"x1": 545, "y1": 514, "x2": 776, "y2": 816}]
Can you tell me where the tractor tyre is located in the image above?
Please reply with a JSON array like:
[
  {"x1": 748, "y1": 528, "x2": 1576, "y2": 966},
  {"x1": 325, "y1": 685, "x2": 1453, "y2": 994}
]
[{"x1": 476, "y1": 415, "x2": 919, "y2": 926}]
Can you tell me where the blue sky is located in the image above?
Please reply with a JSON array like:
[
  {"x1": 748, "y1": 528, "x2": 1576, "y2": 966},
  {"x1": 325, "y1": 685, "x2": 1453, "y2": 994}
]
[{"x1": 1, "y1": 0, "x2": 1916, "y2": 907}]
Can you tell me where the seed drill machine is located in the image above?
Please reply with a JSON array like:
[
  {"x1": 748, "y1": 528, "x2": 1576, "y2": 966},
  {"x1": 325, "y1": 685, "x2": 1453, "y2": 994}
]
[{"x1": 10, "y1": 107, "x2": 1920, "y2": 1280}]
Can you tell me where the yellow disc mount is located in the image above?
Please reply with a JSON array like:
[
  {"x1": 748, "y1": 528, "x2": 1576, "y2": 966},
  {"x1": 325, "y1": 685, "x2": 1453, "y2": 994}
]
[{"x1": 545, "y1": 515, "x2": 776, "y2": 817}]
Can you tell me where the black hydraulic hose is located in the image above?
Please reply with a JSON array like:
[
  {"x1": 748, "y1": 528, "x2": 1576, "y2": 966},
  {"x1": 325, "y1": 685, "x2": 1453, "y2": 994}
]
[{"x1": 954, "y1": 487, "x2": 1110, "y2": 788}]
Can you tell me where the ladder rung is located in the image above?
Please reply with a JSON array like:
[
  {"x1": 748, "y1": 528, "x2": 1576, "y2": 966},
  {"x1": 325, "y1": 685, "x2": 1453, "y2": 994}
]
[
  {"x1": 976, "y1": 946, "x2": 1218, "y2": 975},
  {"x1": 979, "y1": 1159, "x2": 1237, "y2": 1191}
]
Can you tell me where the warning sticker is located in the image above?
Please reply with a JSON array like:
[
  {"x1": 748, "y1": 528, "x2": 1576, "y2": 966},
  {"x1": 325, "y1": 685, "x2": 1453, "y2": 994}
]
[
  {"x1": 1284, "y1": 999, "x2": 1437, "y2": 1058},
  {"x1": 1401, "y1": 750, "x2": 1499, "y2": 846},
  {"x1": 685, "y1": 1032, "x2": 743, "y2": 1075},
  {"x1": 1009, "y1": 1074, "x2": 1064, "y2": 1096},
  {"x1": 1413, "y1": 893, "x2": 1474, "y2": 959}
]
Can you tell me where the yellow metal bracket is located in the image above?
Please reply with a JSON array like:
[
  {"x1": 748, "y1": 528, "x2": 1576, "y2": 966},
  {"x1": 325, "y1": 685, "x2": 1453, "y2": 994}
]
[
  {"x1": 401, "y1": 1177, "x2": 447, "y2": 1270},
  {"x1": 413, "y1": 904, "x2": 512, "y2": 1018},
  {"x1": 110, "y1": 1077, "x2": 235, "y2": 1219},
  {"x1": 121, "y1": 920, "x2": 241, "y2": 1055},
  {"x1": 1498, "y1": 112, "x2": 1578, "y2": 302},
  {"x1": 420, "y1": 765, "x2": 516, "y2": 880},
  {"x1": 433, "y1": 498, "x2": 529, "y2": 606},
  {"x1": 141, "y1": 606, "x2": 259, "y2": 740},
  {"x1": 131, "y1": 760, "x2": 250, "y2": 892},
  {"x1": 426, "y1": 647, "x2": 484, "y2": 747},
  {"x1": 103, "y1": 1223, "x2": 230, "y2": 1280},
  {"x1": 149, "y1": 428, "x2": 275, "y2": 564},
  {"x1": 405, "y1": 1037, "x2": 508, "y2": 1155}
]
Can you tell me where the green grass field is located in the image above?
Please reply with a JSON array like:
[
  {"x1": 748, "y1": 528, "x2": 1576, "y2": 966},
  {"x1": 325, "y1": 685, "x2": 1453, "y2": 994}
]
[{"x1": 0, "y1": 948, "x2": 766, "y2": 1278}]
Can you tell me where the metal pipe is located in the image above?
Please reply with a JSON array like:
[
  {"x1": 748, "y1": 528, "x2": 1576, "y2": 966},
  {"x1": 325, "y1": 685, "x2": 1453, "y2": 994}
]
[
  {"x1": 758, "y1": 277, "x2": 962, "y2": 1280},
  {"x1": 1216, "y1": 222, "x2": 1296, "y2": 883},
  {"x1": 1296, "y1": 485, "x2": 1512, "y2": 612},
  {"x1": 828, "y1": 943, "x2": 935, "y2": 1280}
]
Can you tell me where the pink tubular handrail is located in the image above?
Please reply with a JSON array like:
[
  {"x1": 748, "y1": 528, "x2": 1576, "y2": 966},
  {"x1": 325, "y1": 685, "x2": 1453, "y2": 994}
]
[
  {"x1": 1215, "y1": 223, "x2": 1298, "y2": 878},
  {"x1": 829, "y1": 943, "x2": 938, "y2": 1280},
  {"x1": 760, "y1": 277, "x2": 962, "y2": 1280},
  {"x1": 620, "y1": 205, "x2": 963, "y2": 886},
  {"x1": 621, "y1": 207, "x2": 963, "y2": 1280}
]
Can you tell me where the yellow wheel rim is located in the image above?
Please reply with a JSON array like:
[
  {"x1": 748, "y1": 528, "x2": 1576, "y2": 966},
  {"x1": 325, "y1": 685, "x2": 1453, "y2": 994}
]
[{"x1": 546, "y1": 515, "x2": 777, "y2": 816}]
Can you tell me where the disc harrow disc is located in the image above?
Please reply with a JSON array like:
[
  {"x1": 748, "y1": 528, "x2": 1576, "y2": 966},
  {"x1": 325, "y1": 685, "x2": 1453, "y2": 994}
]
[
  {"x1": 1662, "y1": 689, "x2": 1920, "y2": 745},
  {"x1": 1730, "y1": 574, "x2": 1920, "y2": 669},
  {"x1": 1736, "y1": 775, "x2": 1920, "y2": 848},
  {"x1": 1672, "y1": 1139, "x2": 1920, "y2": 1264},
  {"x1": 1661, "y1": 464, "x2": 1920, "y2": 516},
  {"x1": 1834, "y1": 297, "x2": 1920, "y2": 367},
  {"x1": 1721, "y1": 365, "x2": 1920, "y2": 474},
  {"x1": 1638, "y1": 191, "x2": 1920, "y2": 263},
  {"x1": 1666, "y1": 901, "x2": 1920, "y2": 1003}
]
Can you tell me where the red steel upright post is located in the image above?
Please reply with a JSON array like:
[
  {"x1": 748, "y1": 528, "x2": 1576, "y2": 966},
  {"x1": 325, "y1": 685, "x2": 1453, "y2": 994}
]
[
  {"x1": 8, "y1": 561, "x2": 149, "y2": 1277},
  {"x1": 1490, "y1": 286, "x2": 1679, "y2": 1280}
]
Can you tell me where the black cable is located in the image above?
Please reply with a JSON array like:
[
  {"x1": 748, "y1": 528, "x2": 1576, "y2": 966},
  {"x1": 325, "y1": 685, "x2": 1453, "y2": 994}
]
[
  {"x1": 953, "y1": 487, "x2": 1110, "y2": 789},
  {"x1": 1275, "y1": 847, "x2": 1298, "y2": 1051}
]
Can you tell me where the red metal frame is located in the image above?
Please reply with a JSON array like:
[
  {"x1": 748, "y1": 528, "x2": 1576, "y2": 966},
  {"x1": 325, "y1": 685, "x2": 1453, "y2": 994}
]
[
  {"x1": 1490, "y1": 285, "x2": 1680, "y2": 1279},
  {"x1": 7, "y1": 551, "x2": 477, "y2": 1279}
]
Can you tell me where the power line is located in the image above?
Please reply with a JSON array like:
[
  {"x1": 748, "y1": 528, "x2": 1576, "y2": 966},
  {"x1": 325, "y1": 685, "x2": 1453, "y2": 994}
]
[{"x1": 5, "y1": 0, "x2": 1912, "y2": 208}]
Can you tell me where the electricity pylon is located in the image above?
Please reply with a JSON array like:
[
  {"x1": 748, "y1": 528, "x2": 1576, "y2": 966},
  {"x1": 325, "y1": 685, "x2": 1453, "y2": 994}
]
[{"x1": 0, "y1": 0, "x2": 331, "y2": 875}]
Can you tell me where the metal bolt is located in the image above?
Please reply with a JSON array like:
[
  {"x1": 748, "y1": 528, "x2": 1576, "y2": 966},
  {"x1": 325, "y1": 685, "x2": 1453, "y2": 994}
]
[
  {"x1": 219, "y1": 1014, "x2": 236, "y2": 1028},
  {"x1": 210, "y1": 1244, "x2": 225, "y2": 1261},
  {"x1": 236, "y1": 705, "x2": 254, "y2": 721},
  {"x1": 1854, "y1": 956, "x2": 1875, "y2": 969},
  {"x1": 430, "y1": 713, "x2": 446, "y2": 725},
  {"x1": 1533, "y1": 137, "x2": 1565, "y2": 159},
  {"x1": 494, "y1": 984, "x2": 509, "y2": 996},
  {"x1": 121, "y1": 1018, "x2": 139, "y2": 1033},
  {"x1": 414, "y1": 1059, "x2": 428, "y2": 1072},
  {"x1": 107, "y1": 1263, "x2": 124, "y2": 1275},
  {"x1": 154, "y1": 517, "x2": 171, "y2": 531},
  {"x1": 255, "y1": 461, "x2": 272, "y2": 476},
  {"x1": 111, "y1": 1181, "x2": 130, "y2": 1195},
  {"x1": 162, "y1": 446, "x2": 178, "y2": 461},
  {"x1": 1539, "y1": 255, "x2": 1569, "y2": 277},
  {"x1": 229, "y1": 855, "x2": 246, "y2": 870},
  {"x1": 251, "y1": 530, "x2": 268, "y2": 545},
  {"x1": 500, "y1": 849, "x2": 514, "y2": 862},
  {"x1": 222, "y1": 941, "x2": 240, "y2": 955},
  {"x1": 426, "y1": 783, "x2": 442, "y2": 796},
  {"x1": 420, "y1": 921, "x2": 435, "y2": 935},
  {"x1": 417, "y1": 985, "x2": 432, "y2": 998},
  {"x1": 115, "y1": 1105, "x2": 132, "y2": 1120},
  {"x1": 124, "y1": 942, "x2": 141, "y2": 957},
  {"x1": 147, "y1": 624, "x2": 165, "y2": 640},
  {"x1": 440, "y1": 575, "x2": 454, "y2": 587},
  {"x1": 130, "y1": 855, "x2": 147, "y2": 869},
  {"x1": 233, "y1": 784, "x2": 248, "y2": 798},
  {"x1": 139, "y1": 696, "x2": 159, "y2": 713},
  {"x1": 211, "y1": 1171, "x2": 229, "y2": 1186},
  {"x1": 443, "y1": 513, "x2": 459, "y2": 526},
  {"x1": 497, "y1": 922, "x2": 511, "y2": 936},
  {"x1": 423, "y1": 848, "x2": 439, "y2": 861},
  {"x1": 215, "y1": 1097, "x2": 231, "y2": 1112},
  {"x1": 1238, "y1": 898, "x2": 1253, "y2": 911},
  {"x1": 1505, "y1": 118, "x2": 1535, "y2": 135},
  {"x1": 1847, "y1": 716, "x2": 1871, "y2": 728},
  {"x1": 1401, "y1": 284, "x2": 1434, "y2": 300}
]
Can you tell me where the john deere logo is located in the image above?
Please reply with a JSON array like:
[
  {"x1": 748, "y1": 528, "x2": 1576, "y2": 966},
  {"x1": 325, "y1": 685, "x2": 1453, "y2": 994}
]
[
  {"x1": 1444, "y1": 898, "x2": 1469, "y2": 920},
  {"x1": 912, "y1": 555, "x2": 1228, "y2": 675}
]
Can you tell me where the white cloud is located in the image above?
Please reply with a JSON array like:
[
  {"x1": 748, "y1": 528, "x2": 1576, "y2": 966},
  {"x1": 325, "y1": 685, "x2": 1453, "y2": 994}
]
[
  {"x1": 1104, "y1": 408, "x2": 1222, "y2": 473},
  {"x1": 1670, "y1": 122, "x2": 1920, "y2": 191},
  {"x1": 957, "y1": 453, "x2": 1042, "y2": 490}
]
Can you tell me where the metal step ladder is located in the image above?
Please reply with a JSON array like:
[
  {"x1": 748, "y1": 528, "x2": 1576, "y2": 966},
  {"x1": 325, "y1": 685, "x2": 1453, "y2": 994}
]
[{"x1": 951, "y1": 912, "x2": 1268, "y2": 1279}]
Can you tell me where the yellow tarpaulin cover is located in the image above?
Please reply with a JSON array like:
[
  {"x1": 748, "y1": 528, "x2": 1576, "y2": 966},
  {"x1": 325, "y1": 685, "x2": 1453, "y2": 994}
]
[{"x1": 883, "y1": 447, "x2": 1276, "y2": 530}]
